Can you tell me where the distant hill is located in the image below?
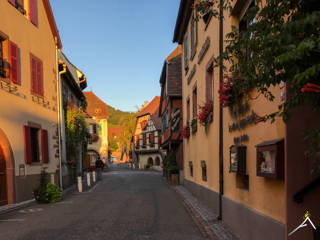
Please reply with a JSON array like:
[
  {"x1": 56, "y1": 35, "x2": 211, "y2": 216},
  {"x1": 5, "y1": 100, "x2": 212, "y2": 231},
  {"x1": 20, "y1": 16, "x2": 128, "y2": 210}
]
[{"x1": 106, "y1": 104, "x2": 136, "y2": 127}]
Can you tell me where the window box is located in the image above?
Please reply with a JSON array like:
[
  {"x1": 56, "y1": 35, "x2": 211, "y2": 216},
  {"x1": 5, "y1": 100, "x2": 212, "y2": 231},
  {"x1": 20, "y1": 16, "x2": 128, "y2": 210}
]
[
  {"x1": 255, "y1": 139, "x2": 284, "y2": 179},
  {"x1": 191, "y1": 118, "x2": 197, "y2": 134},
  {"x1": 229, "y1": 145, "x2": 246, "y2": 173}
]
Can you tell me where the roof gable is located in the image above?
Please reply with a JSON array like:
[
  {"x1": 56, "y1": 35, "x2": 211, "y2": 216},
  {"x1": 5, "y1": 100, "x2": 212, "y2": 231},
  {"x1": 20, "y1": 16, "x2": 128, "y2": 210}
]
[
  {"x1": 83, "y1": 91, "x2": 108, "y2": 117},
  {"x1": 137, "y1": 96, "x2": 160, "y2": 118}
]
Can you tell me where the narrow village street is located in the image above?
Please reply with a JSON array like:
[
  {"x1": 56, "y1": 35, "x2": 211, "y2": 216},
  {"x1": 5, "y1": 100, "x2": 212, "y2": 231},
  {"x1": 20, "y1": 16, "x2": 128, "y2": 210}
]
[{"x1": 0, "y1": 164, "x2": 206, "y2": 240}]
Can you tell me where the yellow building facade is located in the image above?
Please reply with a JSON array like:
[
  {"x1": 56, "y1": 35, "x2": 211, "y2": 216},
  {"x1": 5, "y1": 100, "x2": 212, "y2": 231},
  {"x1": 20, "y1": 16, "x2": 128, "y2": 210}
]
[
  {"x1": 173, "y1": 1, "x2": 285, "y2": 239},
  {"x1": 0, "y1": 0, "x2": 62, "y2": 204}
]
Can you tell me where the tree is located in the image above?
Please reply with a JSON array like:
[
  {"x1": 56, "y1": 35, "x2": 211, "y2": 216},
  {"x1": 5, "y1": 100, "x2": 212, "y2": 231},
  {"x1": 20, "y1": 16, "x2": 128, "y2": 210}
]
[
  {"x1": 118, "y1": 109, "x2": 139, "y2": 155},
  {"x1": 108, "y1": 138, "x2": 119, "y2": 154},
  {"x1": 193, "y1": 0, "x2": 320, "y2": 174}
]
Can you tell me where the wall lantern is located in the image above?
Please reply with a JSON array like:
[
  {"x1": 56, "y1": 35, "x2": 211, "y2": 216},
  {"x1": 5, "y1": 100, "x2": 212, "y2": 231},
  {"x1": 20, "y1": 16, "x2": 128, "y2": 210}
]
[{"x1": 229, "y1": 145, "x2": 246, "y2": 173}]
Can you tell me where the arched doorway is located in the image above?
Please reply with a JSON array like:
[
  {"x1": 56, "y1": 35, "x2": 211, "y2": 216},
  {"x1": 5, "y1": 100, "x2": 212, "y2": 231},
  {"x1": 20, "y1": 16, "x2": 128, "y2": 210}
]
[
  {"x1": 147, "y1": 157, "x2": 154, "y2": 166},
  {"x1": 0, "y1": 128, "x2": 15, "y2": 205},
  {"x1": 0, "y1": 145, "x2": 7, "y2": 206}
]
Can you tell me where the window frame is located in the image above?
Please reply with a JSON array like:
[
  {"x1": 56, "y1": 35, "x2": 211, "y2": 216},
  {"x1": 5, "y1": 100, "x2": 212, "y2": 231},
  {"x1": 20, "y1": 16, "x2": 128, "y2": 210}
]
[{"x1": 0, "y1": 32, "x2": 10, "y2": 81}]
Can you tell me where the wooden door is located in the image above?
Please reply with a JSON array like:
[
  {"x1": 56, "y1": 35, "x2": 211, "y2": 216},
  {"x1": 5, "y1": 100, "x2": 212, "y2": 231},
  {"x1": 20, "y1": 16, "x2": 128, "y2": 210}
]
[
  {"x1": 0, "y1": 145, "x2": 8, "y2": 206},
  {"x1": 84, "y1": 154, "x2": 90, "y2": 168}
]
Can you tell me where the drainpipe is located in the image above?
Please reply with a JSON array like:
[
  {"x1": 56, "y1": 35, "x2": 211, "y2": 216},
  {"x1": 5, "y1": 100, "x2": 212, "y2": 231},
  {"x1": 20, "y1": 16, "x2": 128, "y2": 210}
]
[
  {"x1": 218, "y1": 0, "x2": 224, "y2": 221},
  {"x1": 56, "y1": 39, "x2": 66, "y2": 190}
]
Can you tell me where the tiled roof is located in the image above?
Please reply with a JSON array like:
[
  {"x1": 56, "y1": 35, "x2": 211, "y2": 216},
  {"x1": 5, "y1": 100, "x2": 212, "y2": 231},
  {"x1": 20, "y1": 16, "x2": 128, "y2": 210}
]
[
  {"x1": 83, "y1": 91, "x2": 108, "y2": 117},
  {"x1": 165, "y1": 45, "x2": 182, "y2": 61},
  {"x1": 151, "y1": 108, "x2": 162, "y2": 130},
  {"x1": 137, "y1": 96, "x2": 160, "y2": 117},
  {"x1": 166, "y1": 54, "x2": 182, "y2": 96},
  {"x1": 108, "y1": 127, "x2": 123, "y2": 140}
]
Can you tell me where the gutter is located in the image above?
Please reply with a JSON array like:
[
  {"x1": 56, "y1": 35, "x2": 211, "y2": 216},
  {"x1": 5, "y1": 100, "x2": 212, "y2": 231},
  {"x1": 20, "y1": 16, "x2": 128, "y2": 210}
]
[
  {"x1": 218, "y1": 0, "x2": 224, "y2": 221},
  {"x1": 56, "y1": 38, "x2": 67, "y2": 190}
]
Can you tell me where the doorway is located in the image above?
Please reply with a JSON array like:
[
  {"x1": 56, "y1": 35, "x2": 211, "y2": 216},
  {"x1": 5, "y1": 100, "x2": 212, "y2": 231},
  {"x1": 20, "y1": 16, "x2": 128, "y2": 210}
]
[{"x1": 0, "y1": 145, "x2": 8, "y2": 206}]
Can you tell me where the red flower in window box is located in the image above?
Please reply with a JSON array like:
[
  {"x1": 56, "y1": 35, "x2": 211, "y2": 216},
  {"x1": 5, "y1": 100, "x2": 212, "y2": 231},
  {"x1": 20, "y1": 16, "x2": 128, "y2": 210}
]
[
  {"x1": 181, "y1": 124, "x2": 190, "y2": 139},
  {"x1": 197, "y1": 101, "x2": 213, "y2": 126}
]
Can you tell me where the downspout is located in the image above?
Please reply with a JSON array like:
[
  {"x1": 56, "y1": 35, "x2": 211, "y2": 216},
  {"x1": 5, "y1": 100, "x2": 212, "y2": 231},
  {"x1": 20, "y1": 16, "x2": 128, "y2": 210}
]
[
  {"x1": 56, "y1": 38, "x2": 66, "y2": 190},
  {"x1": 218, "y1": 0, "x2": 224, "y2": 221}
]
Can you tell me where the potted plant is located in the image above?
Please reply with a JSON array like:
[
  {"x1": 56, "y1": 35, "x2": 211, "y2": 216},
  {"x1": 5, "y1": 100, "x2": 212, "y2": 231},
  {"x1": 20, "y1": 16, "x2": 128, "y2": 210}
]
[{"x1": 168, "y1": 166, "x2": 179, "y2": 185}]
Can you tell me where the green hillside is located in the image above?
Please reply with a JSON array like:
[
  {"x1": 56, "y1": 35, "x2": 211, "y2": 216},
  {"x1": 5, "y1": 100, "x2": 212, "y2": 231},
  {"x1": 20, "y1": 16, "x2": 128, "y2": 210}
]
[{"x1": 106, "y1": 104, "x2": 136, "y2": 127}]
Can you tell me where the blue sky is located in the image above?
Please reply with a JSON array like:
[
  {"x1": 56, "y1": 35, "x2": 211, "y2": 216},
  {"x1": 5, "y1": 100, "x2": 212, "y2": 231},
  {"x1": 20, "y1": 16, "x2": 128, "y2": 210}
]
[{"x1": 50, "y1": 0, "x2": 180, "y2": 112}]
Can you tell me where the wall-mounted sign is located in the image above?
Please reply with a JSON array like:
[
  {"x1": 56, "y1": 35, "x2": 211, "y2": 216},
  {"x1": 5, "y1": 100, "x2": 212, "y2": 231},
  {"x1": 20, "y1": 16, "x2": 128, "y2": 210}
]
[
  {"x1": 171, "y1": 108, "x2": 180, "y2": 133},
  {"x1": 234, "y1": 134, "x2": 249, "y2": 144},
  {"x1": 187, "y1": 64, "x2": 196, "y2": 85},
  {"x1": 198, "y1": 36, "x2": 210, "y2": 64},
  {"x1": 229, "y1": 110, "x2": 257, "y2": 132}
]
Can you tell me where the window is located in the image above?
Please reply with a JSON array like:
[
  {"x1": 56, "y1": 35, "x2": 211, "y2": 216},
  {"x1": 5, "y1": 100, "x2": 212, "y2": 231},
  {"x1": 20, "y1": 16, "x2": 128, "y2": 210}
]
[
  {"x1": 149, "y1": 133, "x2": 154, "y2": 144},
  {"x1": 143, "y1": 134, "x2": 146, "y2": 146},
  {"x1": 183, "y1": 33, "x2": 188, "y2": 71},
  {"x1": 192, "y1": 85, "x2": 197, "y2": 119},
  {"x1": 9, "y1": 41, "x2": 19, "y2": 84},
  {"x1": 236, "y1": 174, "x2": 249, "y2": 190},
  {"x1": 186, "y1": 96, "x2": 190, "y2": 122},
  {"x1": 155, "y1": 157, "x2": 160, "y2": 166},
  {"x1": 30, "y1": 55, "x2": 43, "y2": 95},
  {"x1": 201, "y1": 160, "x2": 207, "y2": 182},
  {"x1": 8, "y1": 0, "x2": 26, "y2": 15},
  {"x1": 89, "y1": 124, "x2": 97, "y2": 134},
  {"x1": 189, "y1": 10, "x2": 197, "y2": 60},
  {"x1": 229, "y1": 145, "x2": 246, "y2": 173},
  {"x1": 23, "y1": 125, "x2": 49, "y2": 164},
  {"x1": 166, "y1": 108, "x2": 169, "y2": 128},
  {"x1": 189, "y1": 161, "x2": 193, "y2": 177},
  {"x1": 162, "y1": 115, "x2": 166, "y2": 133},
  {"x1": 0, "y1": 35, "x2": 10, "y2": 79},
  {"x1": 147, "y1": 158, "x2": 154, "y2": 166},
  {"x1": 141, "y1": 120, "x2": 147, "y2": 130},
  {"x1": 206, "y1": 57, "x2": 215, "y2": 102}
]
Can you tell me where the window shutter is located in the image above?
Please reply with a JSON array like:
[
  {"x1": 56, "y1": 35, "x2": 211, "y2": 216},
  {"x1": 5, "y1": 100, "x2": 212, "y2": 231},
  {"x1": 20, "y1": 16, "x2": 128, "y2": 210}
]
[
  {"x1": 184, "y1": 33, "x2": 188, "y2": 69},
  {"x1": 149, "y1": 133, "x2": 154, "y2": 144},
  {"x1": 23, "y1": 126, "x2": 32, "y2": 164},
  {"x1": 31, "y1": 56, "x2": 37, "y2": 93},
  {"x1": 41, "y1": 129, "x2": 49, "y2": 163},
  {"x1": 10, "y1": 41, "x2": 19, "y2": 84},
  {"x1": 36, "y1": 61, "x2": 43, "y2": 94},
  {"x1": 29, "y1": 0, "x2": 37, "y2": 26},
  {"x1": 143, "y1": 134, "x2": 146, "y2": 145},
  {"x1": 136, "y1": 136, "x2": 139, "y2": 147},
  {"x1": 8, "y1": 0, "x2": 15, "y2": 6},
  {"x1": 194, "y1": 11, "x2": 197, "y2": 47}
]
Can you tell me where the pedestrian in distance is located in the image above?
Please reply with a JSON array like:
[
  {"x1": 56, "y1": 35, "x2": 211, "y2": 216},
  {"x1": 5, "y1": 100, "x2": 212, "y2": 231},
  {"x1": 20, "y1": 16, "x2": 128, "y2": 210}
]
[{"x1": 95, "y1": 157, "x2": 104, "y2": 180}]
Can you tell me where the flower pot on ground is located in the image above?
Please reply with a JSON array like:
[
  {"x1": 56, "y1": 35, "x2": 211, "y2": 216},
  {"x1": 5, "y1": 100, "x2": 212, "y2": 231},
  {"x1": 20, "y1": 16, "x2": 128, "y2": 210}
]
[{"x1": 167, "y1": 166, "x2": 179, "y2": 185}]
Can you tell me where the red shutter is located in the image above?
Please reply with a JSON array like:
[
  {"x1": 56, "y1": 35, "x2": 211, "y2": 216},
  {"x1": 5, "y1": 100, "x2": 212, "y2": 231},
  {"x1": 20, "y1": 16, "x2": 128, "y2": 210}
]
[
  {"x1": 31, "y1": 56, "x2": 37, "y2": 93},
  {"x1": 23, "y1": 126, "x2": 32, "y2": 164},
  {"x1": 36, "y1": 61, "x2": 43, "y2": 95},
  {"x1": 136, "y1": 136, "x2": 139, "y2": 147},
  {"x1": 143, "y1": 134, "x2": 146, "y2": 145},
  {"x1": 29, "y1": 0, "x2": 37, "y2": 26},
  {"x1": 10, "y1": 41, "x2": 19, "y2": 84},
  {"x1": 41, "y1": 129, "x2": 49, "y2": 163},
  {"x1": 8, "y1": 0, "x2": 15, "y2": 6}
]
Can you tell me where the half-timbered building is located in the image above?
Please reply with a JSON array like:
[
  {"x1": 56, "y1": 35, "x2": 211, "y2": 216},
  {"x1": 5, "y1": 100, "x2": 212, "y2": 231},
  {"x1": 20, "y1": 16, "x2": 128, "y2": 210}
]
[{"x1": 132, "y1": 96, "x2": 162, "y2": 171}]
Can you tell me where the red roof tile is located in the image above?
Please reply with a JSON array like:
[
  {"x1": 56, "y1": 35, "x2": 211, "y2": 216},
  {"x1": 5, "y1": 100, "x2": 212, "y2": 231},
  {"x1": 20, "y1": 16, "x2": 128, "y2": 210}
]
[
  {"x1": 137, "y1": 96, "x2": 160, "y2": 117},
  {"x1": 108, "y1": 127, "x2": 123, "y2": 140},
  {"x1": 83, "y1": 91, "x2": 108, "y2": 117},
  {"x1": 165, "y1": 45, "x2": 182, "y2": 61}
]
